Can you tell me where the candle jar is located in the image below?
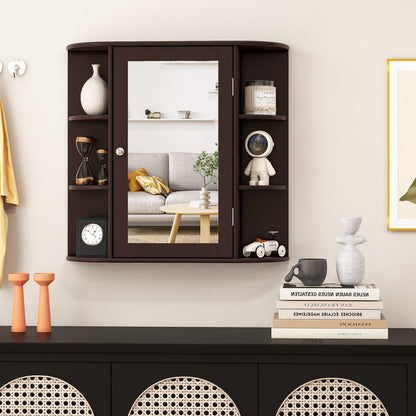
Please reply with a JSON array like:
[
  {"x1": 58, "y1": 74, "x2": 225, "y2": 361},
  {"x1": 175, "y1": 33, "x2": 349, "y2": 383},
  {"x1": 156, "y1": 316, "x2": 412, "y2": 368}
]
[{"x1": 244, "y1": 80, "x2": 276, "y2": 115}]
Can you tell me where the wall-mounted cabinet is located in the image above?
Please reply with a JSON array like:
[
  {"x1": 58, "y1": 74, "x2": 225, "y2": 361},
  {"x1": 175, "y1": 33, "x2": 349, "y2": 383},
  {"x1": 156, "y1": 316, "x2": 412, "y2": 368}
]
[{"x1": 67, "y1": 41, "x2": 289, "y2": 263}]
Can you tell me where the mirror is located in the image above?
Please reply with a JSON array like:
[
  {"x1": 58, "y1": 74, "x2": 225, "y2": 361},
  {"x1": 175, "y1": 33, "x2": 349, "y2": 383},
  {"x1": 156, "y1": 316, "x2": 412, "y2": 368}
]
[{"x1": 126, "y1": 60, "x2": 219, "y2": 244}]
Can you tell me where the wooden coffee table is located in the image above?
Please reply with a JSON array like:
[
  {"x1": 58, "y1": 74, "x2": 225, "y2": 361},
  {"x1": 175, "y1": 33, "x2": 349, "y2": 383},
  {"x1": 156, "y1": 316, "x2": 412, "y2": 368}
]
[{"x1": 160, "y1": 203, "x2": 218, "y2": 243}]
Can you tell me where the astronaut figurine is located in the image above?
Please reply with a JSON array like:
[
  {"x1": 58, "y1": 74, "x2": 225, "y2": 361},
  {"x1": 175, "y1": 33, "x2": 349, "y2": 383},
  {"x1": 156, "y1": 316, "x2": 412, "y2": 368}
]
[{"x1": 244, "y1": 130, "x2": 276, "y2": 185}]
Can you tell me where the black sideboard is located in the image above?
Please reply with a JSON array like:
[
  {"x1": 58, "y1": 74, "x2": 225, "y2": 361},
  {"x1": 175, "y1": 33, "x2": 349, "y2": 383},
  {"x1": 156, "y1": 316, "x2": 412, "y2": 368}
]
[{"x1": 0, "y1": 327, "x2": 414, "y2": 416}]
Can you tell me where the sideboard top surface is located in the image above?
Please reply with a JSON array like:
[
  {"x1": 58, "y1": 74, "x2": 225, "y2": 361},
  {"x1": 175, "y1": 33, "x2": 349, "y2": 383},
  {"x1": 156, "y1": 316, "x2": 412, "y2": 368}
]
[
  {"x1": 0, "y1": 327, "x2": 414, "y2": 356},
  {"x1": 66, "y1": 41, "x2": 290, "y2": 52}
]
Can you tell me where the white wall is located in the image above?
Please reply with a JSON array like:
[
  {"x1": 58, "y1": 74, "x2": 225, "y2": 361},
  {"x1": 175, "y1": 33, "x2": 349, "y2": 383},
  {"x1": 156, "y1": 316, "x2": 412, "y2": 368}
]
[{"x1": 0, "y1": 0, "x2": 414, "y2": 328}]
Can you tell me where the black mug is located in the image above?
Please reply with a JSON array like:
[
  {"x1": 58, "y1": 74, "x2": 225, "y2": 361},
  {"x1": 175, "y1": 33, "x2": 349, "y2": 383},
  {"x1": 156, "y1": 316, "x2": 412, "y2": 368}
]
[{"x1": 284, "y1": 258, "x2": 327, "y2": 286}]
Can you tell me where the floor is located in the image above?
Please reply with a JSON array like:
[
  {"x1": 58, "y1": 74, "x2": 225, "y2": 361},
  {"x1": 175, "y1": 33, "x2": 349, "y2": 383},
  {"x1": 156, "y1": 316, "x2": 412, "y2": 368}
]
[{"x1": 128, "y1": 226, "x2": 219, "y2": 244}]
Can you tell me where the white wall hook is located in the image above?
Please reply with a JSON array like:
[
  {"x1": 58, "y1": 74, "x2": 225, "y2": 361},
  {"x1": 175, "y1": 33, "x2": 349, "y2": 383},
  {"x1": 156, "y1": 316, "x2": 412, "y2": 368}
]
[{"x1": 7, "y1": 60, "x2": 26, "y2": 78}]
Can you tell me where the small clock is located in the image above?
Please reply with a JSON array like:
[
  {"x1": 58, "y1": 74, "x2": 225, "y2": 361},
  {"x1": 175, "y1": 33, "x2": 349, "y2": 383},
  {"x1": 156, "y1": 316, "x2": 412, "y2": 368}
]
[{"x1": 76, "y1": 217, "x2": 107, "y2": 257}]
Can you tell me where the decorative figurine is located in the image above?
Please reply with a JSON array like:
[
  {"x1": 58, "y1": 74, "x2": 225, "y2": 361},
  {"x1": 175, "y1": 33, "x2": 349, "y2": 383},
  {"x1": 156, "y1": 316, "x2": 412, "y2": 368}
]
[
  {"x1": 96, "y1": 149, "x2": 108, "y2": 186},
  {"x1": 8, "y1": 273, "x2": 29, "y2": 333},
  {"x1": 34, "y1": 273, "x2": 54, "y2": 333},
  {"x1": 145, "y1": 109, "x2": 161, "y2": 119},
  {"x1": 335, "y1": 217, "x2": 366, "y2": 285},
  {"x1": 177, "y1": 110, "x2": 191, "y2": 119},
  {"x1": 242, "y1": 231, "x2": 286, "y2": 258},
  {"x1": 244, "y1": 130, "x2": 276, "y2": 185},
  {"x1": 75, "y1": 136, "x2": 94, "y2": 185}
]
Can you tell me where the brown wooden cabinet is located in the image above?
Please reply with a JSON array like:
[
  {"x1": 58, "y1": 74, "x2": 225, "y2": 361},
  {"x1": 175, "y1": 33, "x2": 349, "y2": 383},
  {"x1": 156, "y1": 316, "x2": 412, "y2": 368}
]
[{"x1": 67, "y1": 41, "x2": 289, "y2": 262}]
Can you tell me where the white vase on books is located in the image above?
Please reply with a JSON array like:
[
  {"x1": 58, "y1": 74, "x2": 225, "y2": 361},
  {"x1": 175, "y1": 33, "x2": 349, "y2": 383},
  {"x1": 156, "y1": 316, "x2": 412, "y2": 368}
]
[{"x1": 335, "y1": 217, "x2": 366, "y2": 285}]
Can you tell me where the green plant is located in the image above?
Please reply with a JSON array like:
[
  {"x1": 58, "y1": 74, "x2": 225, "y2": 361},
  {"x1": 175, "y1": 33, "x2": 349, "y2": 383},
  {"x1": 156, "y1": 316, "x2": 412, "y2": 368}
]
[{"x1": 193, "y1": 143, "x2": 219, "y2": 188}]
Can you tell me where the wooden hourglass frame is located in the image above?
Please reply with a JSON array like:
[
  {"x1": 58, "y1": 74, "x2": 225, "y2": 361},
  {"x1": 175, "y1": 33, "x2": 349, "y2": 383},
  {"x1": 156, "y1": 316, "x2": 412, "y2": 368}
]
[
  {"x1": 75, "y1": 136, "x2": 94, "y2": 185},
  {"x1": 96, "y1": 148, "x2": 108, "y2": 185}
]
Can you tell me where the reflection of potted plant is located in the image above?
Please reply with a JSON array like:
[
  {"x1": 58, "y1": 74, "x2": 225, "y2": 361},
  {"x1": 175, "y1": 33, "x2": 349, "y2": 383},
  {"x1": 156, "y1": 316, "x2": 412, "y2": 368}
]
[{"x1": 193, "y1": 144, "x2": 218, "y2": 209}]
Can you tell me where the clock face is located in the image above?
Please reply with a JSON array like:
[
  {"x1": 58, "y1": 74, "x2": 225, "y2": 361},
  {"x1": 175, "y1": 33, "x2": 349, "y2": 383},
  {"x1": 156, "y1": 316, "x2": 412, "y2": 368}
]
[{"x1": 81, "y1": 223, "x2": 104, "y2": 246}]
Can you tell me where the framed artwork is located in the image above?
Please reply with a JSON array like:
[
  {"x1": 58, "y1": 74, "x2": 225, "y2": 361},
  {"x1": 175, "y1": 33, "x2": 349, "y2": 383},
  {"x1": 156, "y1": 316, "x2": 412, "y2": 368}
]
[{"x1": 388, "y1": 59, "x2": 416, "y2": 230}]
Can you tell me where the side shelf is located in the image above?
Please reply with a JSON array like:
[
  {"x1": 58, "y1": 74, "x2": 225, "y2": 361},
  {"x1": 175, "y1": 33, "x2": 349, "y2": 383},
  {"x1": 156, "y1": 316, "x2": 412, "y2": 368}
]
[
  {"x1": 234, "y1": 46, "x2": 289, "y2": 261},
  {"x1": 238, "y1": 114, "x2": 287, "y2": 121},
  {"x1": 238, "y1": 185, "x2": 287, "y2": 191},
  {"x1": 67, "y1": 48, "x2": 112, "y2": 258},
  {"x1": 68, "y1": 185, "x2": 108, "y2": 191},
  {"x1": 69, "y1": 115, "x2": 109, "y2": 122}
]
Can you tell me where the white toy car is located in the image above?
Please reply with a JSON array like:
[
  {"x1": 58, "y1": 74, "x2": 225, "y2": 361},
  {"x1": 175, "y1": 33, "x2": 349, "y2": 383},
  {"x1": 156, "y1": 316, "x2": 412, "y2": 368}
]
[{"x1": 242, "y1": 238, "x2": 287, "y2": 259}]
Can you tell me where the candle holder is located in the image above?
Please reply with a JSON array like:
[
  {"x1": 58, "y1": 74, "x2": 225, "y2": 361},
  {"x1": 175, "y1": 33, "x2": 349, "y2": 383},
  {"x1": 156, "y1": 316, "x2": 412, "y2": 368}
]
[
  {"x1": 96, "y1": 149, "x2": 108, "y2": 185},
  {"x1": 75, "y1": 136, "x2": 94, "y2": 185},
  {"x1": 8, "y1": 273, "x2": 29, "y2": 333},
  {"x1": 34, "y1": 273, "x2": 54, "y2": 333}
]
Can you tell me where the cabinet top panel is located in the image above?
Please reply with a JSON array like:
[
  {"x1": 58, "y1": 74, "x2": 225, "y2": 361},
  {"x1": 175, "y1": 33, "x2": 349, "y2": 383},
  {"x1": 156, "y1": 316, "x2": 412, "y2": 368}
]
[
  {"x1": 67, "y1": 41, "x2": 289, "y2": 52},
  {"x1": 0, "y1": 327, "x2": 414, "y2": 356}
]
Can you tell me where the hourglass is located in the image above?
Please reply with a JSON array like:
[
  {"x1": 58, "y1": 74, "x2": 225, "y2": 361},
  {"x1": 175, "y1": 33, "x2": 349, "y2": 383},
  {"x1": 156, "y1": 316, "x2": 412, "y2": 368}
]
[
  {"x1": 96, "y1": 149, "x2": 108, "y2": 186},
  {"x1": 75, "y1": 136, "x2": 94, "y2": 185}
]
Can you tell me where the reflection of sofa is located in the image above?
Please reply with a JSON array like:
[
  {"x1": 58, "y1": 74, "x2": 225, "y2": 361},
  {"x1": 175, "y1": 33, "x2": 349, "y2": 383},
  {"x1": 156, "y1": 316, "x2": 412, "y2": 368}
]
[{"x1": 128, "y1": 152, "x2": 218, "y2": 226}]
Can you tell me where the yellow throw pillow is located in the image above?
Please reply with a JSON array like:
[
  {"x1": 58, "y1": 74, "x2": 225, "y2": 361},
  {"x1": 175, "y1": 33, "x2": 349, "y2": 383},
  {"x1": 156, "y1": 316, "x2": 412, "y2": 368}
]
[
  {"x1": 128, "y1": 168, "x2": 147, "y2": 192},
  {"x1": 137, "y1": 175, "x2": 172, "y2": 195}
]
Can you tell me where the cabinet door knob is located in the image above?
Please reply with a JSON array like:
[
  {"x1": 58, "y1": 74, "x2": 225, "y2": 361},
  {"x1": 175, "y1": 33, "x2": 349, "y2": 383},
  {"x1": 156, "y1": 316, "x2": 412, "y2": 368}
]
[{"x1": 115, "y1": 147, "x2": 125, "y2": 156}]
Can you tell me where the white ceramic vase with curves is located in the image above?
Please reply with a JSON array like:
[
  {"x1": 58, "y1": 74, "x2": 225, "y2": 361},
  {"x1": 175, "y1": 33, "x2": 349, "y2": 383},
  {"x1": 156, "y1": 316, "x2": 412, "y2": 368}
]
[
  {"x1": 199, "y1": 187, "x2": 210, "y2": 209},
  {"x1": 335, "y1": 217, "x2": 366, "y2": 285},
  {"x1": 80, "y1": 64, "x2": 108, "y2": 115}
]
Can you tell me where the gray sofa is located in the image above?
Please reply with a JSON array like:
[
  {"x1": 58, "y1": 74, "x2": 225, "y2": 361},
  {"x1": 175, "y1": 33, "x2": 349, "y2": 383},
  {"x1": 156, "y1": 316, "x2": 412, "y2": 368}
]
[{"x1": 128, "y1": 152, "x2": 218, "y2": 226}]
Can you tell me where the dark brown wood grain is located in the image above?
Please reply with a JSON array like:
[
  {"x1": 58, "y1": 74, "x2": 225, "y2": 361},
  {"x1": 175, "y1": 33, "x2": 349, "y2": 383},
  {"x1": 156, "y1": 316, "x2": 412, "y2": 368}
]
[{"x1": 67, "y1": 41, "x2": 289, "y2": 262}]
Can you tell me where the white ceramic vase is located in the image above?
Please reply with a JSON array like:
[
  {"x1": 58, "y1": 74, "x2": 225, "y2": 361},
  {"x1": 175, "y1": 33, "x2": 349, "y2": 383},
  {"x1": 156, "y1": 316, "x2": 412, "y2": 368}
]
[
  {"x1": 335, "y1": 217, "x2": 366, "y2": 285},
  {"x1": 199, "y1": 187, "x2": 210, "y2": 209},
  {"x1": 80, "y1": 64, "x2": 108, "y2": 115}
]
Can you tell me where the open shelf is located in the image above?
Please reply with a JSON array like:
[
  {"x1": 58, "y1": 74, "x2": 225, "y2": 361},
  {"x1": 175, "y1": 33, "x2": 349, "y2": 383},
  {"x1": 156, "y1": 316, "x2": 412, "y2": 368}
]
[
  {"x1": 161, "y1": 61, "x2": 218, "y2": 65},
  {"x1": 69, "y1": 115, "x2": 109, "y2": 122},
  {"x1": 68, "y1": 185, "x2": 108, "y2": 191},
  {"x1": 67, "y1": 256, "x2": 109, "y2": 262},
  {"x1": 238, "y1": 114, "x2": 286, "y2": 121},
  {"x1": 239, "y1": 185, "x2": 287, "y2": 191},
  {"x1": 67, "y1": 255, "x2": 288, "y2": 263},
  {"x1": 237, "y1": 256, "x2": 289, "y2": 263},
  {"x1": 128, "y1": 119, "x2": 216, "y2": 122}
]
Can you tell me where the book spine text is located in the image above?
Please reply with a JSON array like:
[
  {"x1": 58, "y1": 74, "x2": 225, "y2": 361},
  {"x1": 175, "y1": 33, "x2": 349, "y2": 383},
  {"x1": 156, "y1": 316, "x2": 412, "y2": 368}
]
[
  {"x1": 277, "y1": 309, "x2": 381, "y2": 320},
  {"x1": 279, "y1": 288, "x2": 379, "y2": 301},
  {"x1": 271, "y1": 327, "x2": 388, "y2": 339}
]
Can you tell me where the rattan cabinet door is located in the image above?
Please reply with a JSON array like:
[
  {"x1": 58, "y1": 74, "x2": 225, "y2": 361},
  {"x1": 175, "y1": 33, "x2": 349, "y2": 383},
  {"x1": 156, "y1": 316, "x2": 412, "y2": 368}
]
[
  {"x1": 112, "y1": 363, "x2": 257, "y2": 416},
  {"x1": 0, "y1": 362, "x2": 110, "y2": 416},
  {"x1": 259, "y1": 363, "x2": 407, "y2": 416}
]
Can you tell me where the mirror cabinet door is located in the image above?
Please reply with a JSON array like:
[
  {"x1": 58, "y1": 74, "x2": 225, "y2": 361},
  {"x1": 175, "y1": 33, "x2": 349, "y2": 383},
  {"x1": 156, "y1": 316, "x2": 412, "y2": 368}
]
[{"x1": 113, "y1": 47, "x2": 233, "y2": 258}]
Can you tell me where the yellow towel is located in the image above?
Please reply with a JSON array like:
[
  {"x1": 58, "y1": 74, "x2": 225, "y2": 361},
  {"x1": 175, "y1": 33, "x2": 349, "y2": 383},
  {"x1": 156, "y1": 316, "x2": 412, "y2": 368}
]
[{"x1": 0, "y1": 100, "x2": 19, "y2": 287}]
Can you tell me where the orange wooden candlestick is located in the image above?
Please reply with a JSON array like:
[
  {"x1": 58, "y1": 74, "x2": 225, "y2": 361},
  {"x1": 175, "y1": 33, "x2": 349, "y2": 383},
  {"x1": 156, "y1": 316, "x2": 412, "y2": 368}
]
[
  {"x1": 8, "y1": 273, "x2": 29, "y2": 333},
  {"x1": 34, "y1": 273, "x2": 54, "y2": 333}
]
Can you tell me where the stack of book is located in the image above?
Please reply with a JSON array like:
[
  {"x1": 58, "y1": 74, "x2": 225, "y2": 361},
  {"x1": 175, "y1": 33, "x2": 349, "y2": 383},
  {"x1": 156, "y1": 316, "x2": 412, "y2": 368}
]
[{"x1": 272, "y1": 283, "x2": 387, "y2": 339}]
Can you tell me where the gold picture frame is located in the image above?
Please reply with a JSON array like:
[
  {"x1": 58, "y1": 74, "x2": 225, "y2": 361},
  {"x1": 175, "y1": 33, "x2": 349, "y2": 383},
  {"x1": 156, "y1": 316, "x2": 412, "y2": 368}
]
[{"x1": 387, "y1": 59, "x2": 416, "y2": 230}]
